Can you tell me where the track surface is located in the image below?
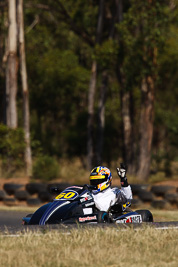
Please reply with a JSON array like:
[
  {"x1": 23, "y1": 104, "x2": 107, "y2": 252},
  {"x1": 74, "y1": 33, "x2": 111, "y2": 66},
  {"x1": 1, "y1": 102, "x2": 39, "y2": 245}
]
[{"x1": 0, "y1": 210, "x2": 178, "y2": 234}]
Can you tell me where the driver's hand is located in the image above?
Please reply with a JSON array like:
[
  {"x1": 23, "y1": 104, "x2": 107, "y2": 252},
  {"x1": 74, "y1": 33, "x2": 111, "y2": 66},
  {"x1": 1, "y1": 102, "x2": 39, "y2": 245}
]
[
  {"x1": 116, "y1": 163, "x2": 129, "y2": 187},
  {"x1": 116, "y1": 167, "x2": 126, "y2": 178}
]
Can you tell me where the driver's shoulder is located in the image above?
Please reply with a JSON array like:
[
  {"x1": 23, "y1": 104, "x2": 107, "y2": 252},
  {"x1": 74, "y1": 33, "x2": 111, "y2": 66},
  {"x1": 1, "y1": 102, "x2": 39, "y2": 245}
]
[{"x1": 111, "y1": 186, "x2": 121, "y2": 194}]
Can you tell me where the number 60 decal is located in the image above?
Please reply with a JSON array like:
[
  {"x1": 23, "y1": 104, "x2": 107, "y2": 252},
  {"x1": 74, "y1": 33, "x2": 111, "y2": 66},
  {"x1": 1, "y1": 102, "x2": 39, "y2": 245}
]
[{"x1": 55, "y1": 190, "x2": 78, "y2": 200}]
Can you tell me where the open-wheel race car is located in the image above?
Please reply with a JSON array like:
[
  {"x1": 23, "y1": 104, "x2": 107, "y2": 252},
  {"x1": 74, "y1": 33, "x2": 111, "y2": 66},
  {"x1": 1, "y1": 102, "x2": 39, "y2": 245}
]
[{"x1": 22, "y1": 185, "x2": 153, "y2": 225}]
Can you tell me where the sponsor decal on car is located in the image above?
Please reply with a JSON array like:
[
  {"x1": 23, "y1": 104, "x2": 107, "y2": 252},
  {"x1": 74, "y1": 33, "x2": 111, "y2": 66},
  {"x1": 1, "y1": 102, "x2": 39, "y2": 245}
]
[
  {"x1": 80, "y1": 194, "x2": 93, "y2": 203},
  {"x1": 83, "y1": 208, "x2": 93, "y2": 215},
  {"x1": 116, "y1": 214, "x2": 142, "y2": 224},
  {"x1": 79, "y1": 215, "x2": 97, "y2": 222},
  {"x1": 84, "y1": 202, "x2": 95, "y2": 207}
]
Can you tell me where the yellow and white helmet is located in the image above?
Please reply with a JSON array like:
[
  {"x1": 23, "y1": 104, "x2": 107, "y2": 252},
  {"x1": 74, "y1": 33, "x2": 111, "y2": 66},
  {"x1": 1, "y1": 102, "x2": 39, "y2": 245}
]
[{"x1": 89, "y1": 166, "x2": 112, "y2": 192}]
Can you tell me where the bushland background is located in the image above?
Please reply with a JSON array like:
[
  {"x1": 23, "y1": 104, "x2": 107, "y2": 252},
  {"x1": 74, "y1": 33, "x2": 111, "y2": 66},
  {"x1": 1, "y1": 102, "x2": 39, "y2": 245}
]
[{"x1": 0, "y1": 0, "x2": 178, "y2": 186}]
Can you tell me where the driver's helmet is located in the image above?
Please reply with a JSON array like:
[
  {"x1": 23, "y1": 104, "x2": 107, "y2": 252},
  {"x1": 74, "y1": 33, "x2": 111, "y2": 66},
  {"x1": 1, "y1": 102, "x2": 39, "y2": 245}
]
[{"x1": 89, "y1": 166, "x2": 112, "y2": 192}]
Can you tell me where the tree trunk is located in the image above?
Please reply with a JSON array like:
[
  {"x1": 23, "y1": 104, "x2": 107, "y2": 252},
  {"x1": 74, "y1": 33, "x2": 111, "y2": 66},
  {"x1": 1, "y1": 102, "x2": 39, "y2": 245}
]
[
  {"x1": 87, "y1": 60, "x2": 97, "y2": 170},
  {"x1": 121, "y1": 90, "x2": 132, "y2": 163},
  {"x1": 0, "y1": 4, "x2": 6, "y2": 124},
  {"x1": 137, "y1": 76, "x2": 155, "y2": 181},
  {"x1": 17, "y1": 0, "x2": 32, "y2": 176},
  {"x1": 6, "y1": 0, "x2": 18, "y2": 129},
  {"x1": 87, "y1": 0, "x2": 105, "y2": 170},
  {"x1": 96, "y1": 70, "x2": 108, "y2": 165},
  {"x1": 115, "y1": 0, "x2": 137, "y2": 174}
]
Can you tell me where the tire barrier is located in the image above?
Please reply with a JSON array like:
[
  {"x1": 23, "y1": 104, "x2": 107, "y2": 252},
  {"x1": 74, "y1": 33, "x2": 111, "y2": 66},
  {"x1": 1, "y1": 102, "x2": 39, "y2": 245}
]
[
  {"x1": 151, "y1": 200, "x2": 170, "y2": 209},
  {"x1": 0, "y1": 190, "x2": 7, "y2": 200},
  {"x1": 3, "y1": 197, "x2": 17, "y2": 206},
  {"x1": 26, "y1": 183, "x2": 48, "y2": 195},
  {"x1": 130, "y1": 184, "x2": 150, "y2": 195},
  {"x1": 26, "y1": 198, "x2": 42, "y2": 206},
  {"x1": 38, "y1": 191, "x2": 53, "y2": 202},
  {"x1": 14, "y1": 190, "x2": 30, "y2": 201},
  {"x1": 3, "y1": 183, "x2": 23, "y2": 195},
  {"x1": 130, "y1": 198, "x2": 143, "y2": 208},
  {"x1": 0, "y1": 182, "x2": 177, "y2": 208},
  {"x1": 138, "y1": 190, "x2": 155, "y2": 202},
  {"x1": 150, "y1": 185, "x2": 176, "y2": 196},
  {"x1": 164, "y1": 193, "x2": 178, "y2": 204}
]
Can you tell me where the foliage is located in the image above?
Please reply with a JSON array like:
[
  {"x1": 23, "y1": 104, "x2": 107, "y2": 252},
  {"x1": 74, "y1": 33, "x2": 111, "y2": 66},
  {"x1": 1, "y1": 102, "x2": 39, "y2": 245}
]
[
  {"x1": 32, "y1": 155, "x2": 59, "y2": 181},
  {"x1": 0, "y1": 0, "x2": 178, "y2": 178},
  {"x1": 0, "y1": 124, "x2": 26, "y2": 177},
  {"x1": 117, "y1": 0, "x2": 169, "y2": 89}
]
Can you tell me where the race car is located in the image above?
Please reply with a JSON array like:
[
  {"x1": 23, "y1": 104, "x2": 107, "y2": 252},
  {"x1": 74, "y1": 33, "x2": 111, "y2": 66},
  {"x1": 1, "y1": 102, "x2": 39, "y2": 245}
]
[{"x1": 22, "y1": 185, "x2": 153, "y2": 225}]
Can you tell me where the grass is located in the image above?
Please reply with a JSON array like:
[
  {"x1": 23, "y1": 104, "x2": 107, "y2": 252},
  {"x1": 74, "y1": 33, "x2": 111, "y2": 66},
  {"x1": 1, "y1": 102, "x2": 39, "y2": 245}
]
[
  {"x1": 150, "y1": 209, "x2": 178, "y2": 222},
  {"x1": 0, "y1": 227, "x2": 178, "y2": 267},
  {"x1": 0, "y1": 206, "x2": 177, "y2": 266}
]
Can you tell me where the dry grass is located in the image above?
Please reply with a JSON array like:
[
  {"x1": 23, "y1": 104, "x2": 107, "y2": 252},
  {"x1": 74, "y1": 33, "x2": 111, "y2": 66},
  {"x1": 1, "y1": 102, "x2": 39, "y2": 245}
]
[
  {"x1": 150, "y1": 209, "x2": 178, "y2": 222},
  {"x1": 0, "y1": 227, "x2": 178, "y2": 267}
]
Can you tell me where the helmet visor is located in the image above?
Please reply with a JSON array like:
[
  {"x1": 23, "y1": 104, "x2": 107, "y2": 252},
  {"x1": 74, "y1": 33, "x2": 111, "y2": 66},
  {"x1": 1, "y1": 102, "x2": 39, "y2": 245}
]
[{"x1": 90, "y1": 174, "x2": 108, "y2": 186}]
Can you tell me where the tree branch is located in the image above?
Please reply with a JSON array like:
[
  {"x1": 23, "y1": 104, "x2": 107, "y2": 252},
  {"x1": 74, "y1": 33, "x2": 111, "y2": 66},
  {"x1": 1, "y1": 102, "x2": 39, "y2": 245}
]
[
  {"x1": 25, "y1": 2, "x2": 50, "y2": 11},
  {"x1": 25, "y1": 1, "x2": 94, "y2": 47}
]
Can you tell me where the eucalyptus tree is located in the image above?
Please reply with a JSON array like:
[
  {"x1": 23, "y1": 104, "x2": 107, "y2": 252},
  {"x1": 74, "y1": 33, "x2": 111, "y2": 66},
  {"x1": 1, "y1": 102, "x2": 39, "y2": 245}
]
[
  {"x1": 116, "y1": 0, "x2": 170, "y2": 180},
  {"x1": 6, "y1": 0, "x2": 18, "y2": 129},
  {"x1": 17, "y1": 0, "x2": 32, "y2": 176},
  {"x1": 0, "y1": 0, "x2": 7, "y2": 123}
]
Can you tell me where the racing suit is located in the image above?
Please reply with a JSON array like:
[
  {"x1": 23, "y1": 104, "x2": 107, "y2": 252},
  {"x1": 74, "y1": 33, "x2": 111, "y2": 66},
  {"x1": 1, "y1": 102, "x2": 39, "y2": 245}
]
[{"x1": 92, "y1": 185, "x2": 132, "y2": 212}]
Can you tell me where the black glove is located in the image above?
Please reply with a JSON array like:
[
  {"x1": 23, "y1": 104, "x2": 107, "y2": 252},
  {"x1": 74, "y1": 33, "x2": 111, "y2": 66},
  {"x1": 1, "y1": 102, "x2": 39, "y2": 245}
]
[{"x1": 116, "y1": 163, "x2": 129, "y2": 187}]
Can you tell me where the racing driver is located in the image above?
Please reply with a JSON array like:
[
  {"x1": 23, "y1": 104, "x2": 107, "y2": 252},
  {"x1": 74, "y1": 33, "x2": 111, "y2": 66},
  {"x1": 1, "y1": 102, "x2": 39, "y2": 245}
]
[{"x1": 89, "y1": 164, "x2": 133, "y2": 212}]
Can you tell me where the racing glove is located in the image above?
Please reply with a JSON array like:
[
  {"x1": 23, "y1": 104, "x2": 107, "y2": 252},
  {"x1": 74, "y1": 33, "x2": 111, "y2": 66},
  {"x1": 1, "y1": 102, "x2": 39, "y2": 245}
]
[{"x1": 116, "y1": 163, "x2": 129, "y2": 187}]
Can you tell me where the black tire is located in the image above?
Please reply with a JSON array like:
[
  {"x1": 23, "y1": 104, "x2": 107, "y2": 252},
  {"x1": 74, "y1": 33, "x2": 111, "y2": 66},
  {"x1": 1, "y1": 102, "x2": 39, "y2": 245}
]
[
  {"x1": 0, "y1": 190, "x2": 6, "y2": 200},
  {"x1": 130, "y1": 184, "x2": 150, "y2": 195},
  {"x1": 97, "y1": 211, "x2": 110, "y2": 223},
  {"x1": 3, "y1": 197, "x2": 17, "y2": 206},
  {"x1": 151, "y1": 185, "x2": 176, "y2": 197},
  {"x1": 26, "y1": 183, "x2": 47, "y2": 195},
  {"x1": 131, "y1": 198, "x2": 143, "y2": 208},
  {"x1": 135, "y1": 209, "x2": 153, "y2": 222},
  {"x1": 38, "y1": 191, "x2": 53, "y2": 202},
  {"x1": 14, "y1": 190, "x2": 30, "y2": 201},
  {"x1": 138, "y1": 190, "x2": 154, "y2": 202},
  {"x1": 151, "y1": 200, "x2": 169, "y2": 209},
  {"x1": 3, "y1": 183, "x2": 23, "y2": 195},
  {"x1": 27, "y1": 198, "x2": 41, "y2": 206},
  {"x1": 165, "y1": 193, "x2": 178, "y2": 204}
]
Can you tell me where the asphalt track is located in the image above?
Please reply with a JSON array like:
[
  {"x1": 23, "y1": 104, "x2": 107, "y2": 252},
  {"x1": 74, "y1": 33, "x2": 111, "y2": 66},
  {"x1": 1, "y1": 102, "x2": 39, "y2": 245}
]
[{"x1": 0, "y1": 210, "x2": 178, "y2": 235}]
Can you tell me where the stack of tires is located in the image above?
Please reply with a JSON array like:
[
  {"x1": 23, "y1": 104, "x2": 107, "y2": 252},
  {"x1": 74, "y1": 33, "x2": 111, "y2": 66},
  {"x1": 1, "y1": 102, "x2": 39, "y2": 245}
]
[
  {"x1": 0, "y1": 182, "x2": 72, "y2": 206},
  {"x1": 130, "y1": 184, "x2": 178, "y2": 209},
  {"x1": 0, "y1": 182, "x2": 177, "y2": 208}
]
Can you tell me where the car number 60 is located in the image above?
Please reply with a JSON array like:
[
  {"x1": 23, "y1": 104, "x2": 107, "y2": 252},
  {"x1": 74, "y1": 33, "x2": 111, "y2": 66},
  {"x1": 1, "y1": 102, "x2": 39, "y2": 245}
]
[{"x1": 55, "y1": 191, "x2": 76, "y2": 200}]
